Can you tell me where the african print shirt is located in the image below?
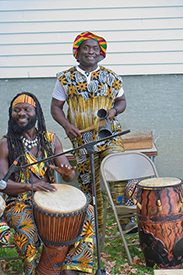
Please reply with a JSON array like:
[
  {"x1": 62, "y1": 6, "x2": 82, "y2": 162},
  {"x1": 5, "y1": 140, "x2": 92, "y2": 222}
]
[
  {"x1": 57, "y1": 66, "x2": 123, "y2": 132},
  {"x1": 7, "y1": 132, "x2": 55, "y2": 202}
]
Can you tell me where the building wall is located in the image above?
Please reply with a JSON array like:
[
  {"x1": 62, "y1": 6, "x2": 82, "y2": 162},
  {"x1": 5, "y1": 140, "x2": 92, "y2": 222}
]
[
  {"x1": 1, "y1": 0, "x2": 183, "y2": 78},
  {"x1": 1, "y1": 75, "x2": 183, "y2": 179}
]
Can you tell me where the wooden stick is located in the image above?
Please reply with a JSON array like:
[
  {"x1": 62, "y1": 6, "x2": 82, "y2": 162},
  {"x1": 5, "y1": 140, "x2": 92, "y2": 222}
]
[
  {"x1": 80, "y1": 125, "x2": 95, "y2": 134},
  {"x1": 65, "y1": 120, "x2": 106, "y2": 138},
  {"x1": 80, "y1": 120, "x2": 106, "y2": 134}
]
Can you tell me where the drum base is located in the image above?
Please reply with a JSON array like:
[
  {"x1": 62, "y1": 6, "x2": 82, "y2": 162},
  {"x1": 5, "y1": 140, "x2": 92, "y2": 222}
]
[
  {"x1": 36, "y1": 245, "x2": 69, "y2": 275},
  {"x1": 139, "y1": 227, "x2": 183, "y2": 269}
]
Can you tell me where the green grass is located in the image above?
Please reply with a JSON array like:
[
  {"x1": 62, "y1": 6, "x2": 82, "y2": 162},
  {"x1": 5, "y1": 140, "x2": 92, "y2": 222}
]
[
  {"x1": 0, "y1": 215, "x2": 154, "y2": 274},
  {"x1": 97, "y1": 215, "x2": 154, "y2": 275},
  {"x1": 0, "y1": 243, "x2": 23, "y2": 274}
]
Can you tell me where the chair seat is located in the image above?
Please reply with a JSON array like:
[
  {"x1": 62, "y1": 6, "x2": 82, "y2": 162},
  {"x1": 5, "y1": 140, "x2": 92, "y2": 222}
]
[{"x1": 116, "y1": 205, "x2": 137, "y2": 216}]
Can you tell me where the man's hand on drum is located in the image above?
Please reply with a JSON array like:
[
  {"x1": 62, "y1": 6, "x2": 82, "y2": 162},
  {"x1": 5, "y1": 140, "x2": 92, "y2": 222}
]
[
  {"x1": 49, "y1": 164, "x2": 75, "y2": 180},
  {"x1": 31, "y1": 181, "x2": 56, "y2": 192}
]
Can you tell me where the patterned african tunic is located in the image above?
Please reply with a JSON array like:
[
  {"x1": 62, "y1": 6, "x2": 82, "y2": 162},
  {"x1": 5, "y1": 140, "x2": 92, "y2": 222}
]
[
  {"x1": 4, "y1": 132, "x2": 95, "y2": 275},
  {"x1": 57, "y1": 66, "x2": 124, "y2": 229}
]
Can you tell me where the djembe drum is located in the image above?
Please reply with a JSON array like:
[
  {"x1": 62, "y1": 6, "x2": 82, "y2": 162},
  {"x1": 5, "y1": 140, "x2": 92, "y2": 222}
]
[
  {"x1": 33, "y1": 184, "x2": 88, "y2": 275},
  {"x1": 137, "y1": 177, "x2": 183, "y2": 268}
]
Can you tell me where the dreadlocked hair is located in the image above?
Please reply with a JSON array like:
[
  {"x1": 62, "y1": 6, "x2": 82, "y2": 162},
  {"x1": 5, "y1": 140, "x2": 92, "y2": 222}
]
[{"x1": 7, "y1": 92, "x2": 55, "y2": 182}]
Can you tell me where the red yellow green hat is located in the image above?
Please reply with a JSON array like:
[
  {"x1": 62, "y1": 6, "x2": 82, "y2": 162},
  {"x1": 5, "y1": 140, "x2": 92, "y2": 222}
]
[{"x1": 73, "y1": 31, "x2": 107, "y2": 60}]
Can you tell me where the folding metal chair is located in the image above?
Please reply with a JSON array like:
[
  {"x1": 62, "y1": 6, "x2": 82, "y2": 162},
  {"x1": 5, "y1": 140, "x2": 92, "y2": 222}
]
[{"x1": 100, "y1": 151, "x2": 158, "y2": 264}]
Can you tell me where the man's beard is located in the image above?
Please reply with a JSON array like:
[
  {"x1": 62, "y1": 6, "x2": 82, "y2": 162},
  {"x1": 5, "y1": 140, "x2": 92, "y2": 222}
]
[{"x1": 11, "y1": 116, "x2": 37, "y2": 135}]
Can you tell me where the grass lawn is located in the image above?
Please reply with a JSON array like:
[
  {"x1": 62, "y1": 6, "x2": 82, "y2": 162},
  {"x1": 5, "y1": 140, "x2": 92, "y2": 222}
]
[
  {"x1": 99, "y1": 216, "x2": 154, "y2": 275},
  {"x1": 0, "y1": 213, "x2": 174, "y2": 274}
]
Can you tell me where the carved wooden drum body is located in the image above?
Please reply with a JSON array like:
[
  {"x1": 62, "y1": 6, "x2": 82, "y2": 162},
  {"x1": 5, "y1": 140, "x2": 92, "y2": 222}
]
[
  {"x1": 137, "y1": 177, "x2": 183, "y2": 268},
  {"x1": 33, "y1": 184, "x2": 88, "y2": 274}
]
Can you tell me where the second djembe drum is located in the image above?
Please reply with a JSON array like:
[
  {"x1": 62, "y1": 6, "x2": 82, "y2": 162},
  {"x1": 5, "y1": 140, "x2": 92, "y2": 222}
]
[{"x1": 137, "y1": 177, "x2": 183, "y2": 268}]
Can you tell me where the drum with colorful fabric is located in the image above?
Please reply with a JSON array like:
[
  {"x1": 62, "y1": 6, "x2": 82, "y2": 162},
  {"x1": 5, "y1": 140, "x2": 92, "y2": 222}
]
[
  {"x1": 137, "y1": 177, "x2": 183, "y2": 268},
  {"x1": 33, "y1": 184, "x2": 88, "y2": 274}
]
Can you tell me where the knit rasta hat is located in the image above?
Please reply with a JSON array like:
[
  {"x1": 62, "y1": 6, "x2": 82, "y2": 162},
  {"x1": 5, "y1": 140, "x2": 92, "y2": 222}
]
[{"x1": 73, "y1": 31, "x2": 107, "y2": 60}]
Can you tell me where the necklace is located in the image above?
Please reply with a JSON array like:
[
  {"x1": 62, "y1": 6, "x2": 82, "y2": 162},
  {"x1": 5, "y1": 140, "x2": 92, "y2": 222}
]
[{"x1": 21, "y1": 135, "x2": 38, "y2": 151}]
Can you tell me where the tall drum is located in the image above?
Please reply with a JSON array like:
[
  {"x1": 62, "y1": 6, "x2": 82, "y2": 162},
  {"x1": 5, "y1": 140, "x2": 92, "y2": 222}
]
[
  {"x1": 137, "y1": 177, "x2": 183, "y2": 268},
  {"x1": 33, "y1": 184, "x2": 88, "y2": 274}
]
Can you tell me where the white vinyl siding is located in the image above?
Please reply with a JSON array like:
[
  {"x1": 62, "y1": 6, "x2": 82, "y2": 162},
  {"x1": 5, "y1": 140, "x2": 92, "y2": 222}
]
[{"x1": 0, "y1": 0, "x2": 183, "y2": 78}]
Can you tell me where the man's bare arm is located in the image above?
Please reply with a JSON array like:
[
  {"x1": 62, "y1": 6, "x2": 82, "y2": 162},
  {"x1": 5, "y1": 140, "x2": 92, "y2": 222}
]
[
  {"x1": 51, "y1": 98, "x2": 81, "y2": 139},
  {"x1": 108, "y1": 94, "x2": 127, "y2": 119}
]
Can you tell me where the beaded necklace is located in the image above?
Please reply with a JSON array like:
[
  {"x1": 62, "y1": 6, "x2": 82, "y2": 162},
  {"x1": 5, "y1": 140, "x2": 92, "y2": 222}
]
[{"x1": 21, "y1": 135, "x2": 38, "y2": 151}]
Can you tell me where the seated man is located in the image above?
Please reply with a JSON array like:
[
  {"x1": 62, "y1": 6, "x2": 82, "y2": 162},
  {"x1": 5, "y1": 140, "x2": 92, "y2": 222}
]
[{"x1": 0, "y1": 92, "x2": 94, "y2": 275}]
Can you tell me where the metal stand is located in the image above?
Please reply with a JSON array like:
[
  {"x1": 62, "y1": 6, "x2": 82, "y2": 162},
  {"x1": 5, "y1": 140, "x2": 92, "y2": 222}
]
[{"x1": 85, "y1": 142, "x2": 106, "y2": 274}]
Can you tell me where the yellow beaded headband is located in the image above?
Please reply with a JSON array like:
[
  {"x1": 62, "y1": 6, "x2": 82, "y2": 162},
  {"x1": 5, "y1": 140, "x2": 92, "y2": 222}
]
[{"x1": 12, "y1": 94, "x2": 36, "y2": 108}]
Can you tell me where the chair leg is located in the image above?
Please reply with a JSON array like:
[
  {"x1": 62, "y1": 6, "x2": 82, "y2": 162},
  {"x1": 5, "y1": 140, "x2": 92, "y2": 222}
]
[
  {"x1": 104, "y1": 183, "x2": 133, "y2": 265},
  {"x1": 111, "y1": 203, "x2": 133, "y2": 264},
  {"x1": 100, "y1": 197, "x2": 107, "y2": 252}
]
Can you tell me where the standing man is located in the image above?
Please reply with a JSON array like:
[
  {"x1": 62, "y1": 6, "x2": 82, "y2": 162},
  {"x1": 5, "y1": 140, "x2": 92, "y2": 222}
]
[
  {"x1": 51, "y1": 31, "x2": 126, "y2": 230},
  {"x1": 0, "y1": 92, "x2": 94, "y2": 275}
]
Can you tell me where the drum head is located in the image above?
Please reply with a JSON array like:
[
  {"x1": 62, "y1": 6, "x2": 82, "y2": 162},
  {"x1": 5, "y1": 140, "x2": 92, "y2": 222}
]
[
  {"x1": 34, "y1": 184, "x2": 87, "y2": 214},
  {"x1": 138, "y1": 177, "x2": 182, "y2": 189}
]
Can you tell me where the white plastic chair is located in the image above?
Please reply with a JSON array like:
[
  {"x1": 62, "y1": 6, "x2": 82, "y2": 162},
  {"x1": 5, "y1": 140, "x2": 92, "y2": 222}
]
[{"x1": 100, "y1": 152, "x2": 158, "y2": 264}]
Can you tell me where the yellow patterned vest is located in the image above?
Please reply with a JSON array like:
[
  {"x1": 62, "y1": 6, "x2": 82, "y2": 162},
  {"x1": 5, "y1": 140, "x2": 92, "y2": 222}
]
[{"x1": 58, "y1": 66, "x2": 123, "y2": 150}]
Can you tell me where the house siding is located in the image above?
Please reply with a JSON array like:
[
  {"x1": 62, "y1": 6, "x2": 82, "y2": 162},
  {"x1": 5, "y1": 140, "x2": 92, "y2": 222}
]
[{"x1": 0, "y1": 0, "x2": 183, "y2": 78}]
